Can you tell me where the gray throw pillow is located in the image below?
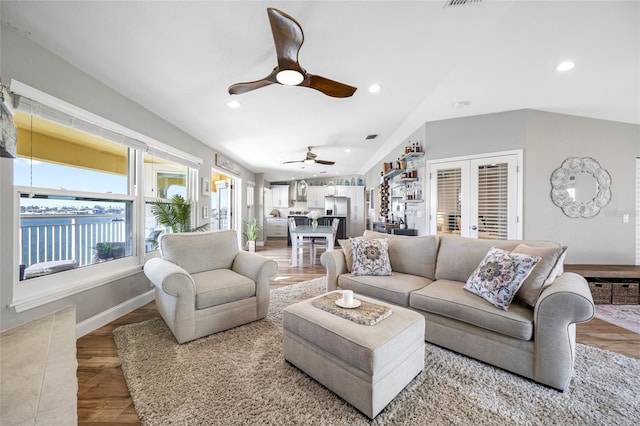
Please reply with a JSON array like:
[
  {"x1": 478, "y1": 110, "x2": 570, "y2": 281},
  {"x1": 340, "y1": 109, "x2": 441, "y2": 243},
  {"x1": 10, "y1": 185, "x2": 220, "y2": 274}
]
[{"x1": 512, "y1": 244, "x2": 567, "y2": 307}]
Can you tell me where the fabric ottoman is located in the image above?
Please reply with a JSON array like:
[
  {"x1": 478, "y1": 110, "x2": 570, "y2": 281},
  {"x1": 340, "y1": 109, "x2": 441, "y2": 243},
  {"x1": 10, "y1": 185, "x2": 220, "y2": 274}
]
[{"x1": 282, "y1": 291, "x2": 425, "y2": 419}]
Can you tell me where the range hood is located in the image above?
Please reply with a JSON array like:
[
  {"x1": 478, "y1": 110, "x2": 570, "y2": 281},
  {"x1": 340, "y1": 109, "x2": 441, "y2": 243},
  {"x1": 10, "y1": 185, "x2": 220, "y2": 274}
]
[{"x1": 289, "y1": 180, "x2": 308, "y2": 202}]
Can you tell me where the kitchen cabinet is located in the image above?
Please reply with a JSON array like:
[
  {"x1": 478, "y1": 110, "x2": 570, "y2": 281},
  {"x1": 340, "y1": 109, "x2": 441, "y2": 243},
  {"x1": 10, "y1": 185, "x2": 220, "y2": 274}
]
[
  {"x1": 266, "y1": 217, "x2": 287, "y2": 237},
  {"x1": 307, "y1": 186, "x2": 325, "y2": 209},
  {"x1": 347, "y1": 186, "x2": 365, "y2": 237},
  {"x1": 271, "y1": 185, "x2": 289, "y2": 208}
]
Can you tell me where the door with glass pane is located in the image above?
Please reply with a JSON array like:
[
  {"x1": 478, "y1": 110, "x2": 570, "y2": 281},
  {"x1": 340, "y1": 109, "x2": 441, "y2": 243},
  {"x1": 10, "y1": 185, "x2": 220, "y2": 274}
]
[
  {"x1": 212, "y1": 180, "x2": 233, "y2": 231},
  {"x1": 429, "y1": 153, "x2": 520, "y2": 240}
]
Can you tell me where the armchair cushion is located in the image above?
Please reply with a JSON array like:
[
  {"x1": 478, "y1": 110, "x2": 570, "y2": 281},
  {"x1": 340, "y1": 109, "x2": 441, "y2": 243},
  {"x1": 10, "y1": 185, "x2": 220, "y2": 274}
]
[
  {"x1": 193, "y1": 269, "x2": 256, "y2": 310},
  {"x1": 159, "y1": 230, "x2": 239, "y2": 274}
]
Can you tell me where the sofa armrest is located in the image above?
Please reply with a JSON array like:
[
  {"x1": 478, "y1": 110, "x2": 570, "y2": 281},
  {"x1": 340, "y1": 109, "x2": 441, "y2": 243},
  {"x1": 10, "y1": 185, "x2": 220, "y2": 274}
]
[
  {"x1": 320, "y1": 249, "x2": 347, "y2": 291},
  {"x1": 232, "y1": 251, "x2": 278, "y2": 318},
  {"x1": 232, "y1": 251, "x2": 278, "y2": 287},
  {"x1": 143, "y1": 257, "x2": 196, "y2": 298},
  {"x1": 533, "y1": 272, "x2": 595, "y2": 390}
]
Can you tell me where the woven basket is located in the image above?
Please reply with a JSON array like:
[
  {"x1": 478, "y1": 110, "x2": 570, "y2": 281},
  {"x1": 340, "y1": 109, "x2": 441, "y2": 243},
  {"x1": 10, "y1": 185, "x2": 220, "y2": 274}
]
[
  {"x1": 588, "y1": 281, "x2": 612, "y2": 304},
  {"x1": 612, "y1": 282, "x2": 639, "y2": 305}
]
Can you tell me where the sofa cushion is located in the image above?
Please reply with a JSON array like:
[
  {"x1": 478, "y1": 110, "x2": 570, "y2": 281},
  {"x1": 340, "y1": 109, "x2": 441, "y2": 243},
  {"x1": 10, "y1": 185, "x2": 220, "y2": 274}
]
[
  {"x1": 410, "y1": 280, "x2": 534, "y2": 340},
  {"x1": 192, "y1": 269, "x2": 255, "y2": 310},
  {"x1": 435, "y1": 234, "x2": 559, "y2": 282},
  {"x1": 350, "y1": 238, "x2": 392, "y2": 276},
  {"x1": 512, "y1": 244, "x2": 567, "y2": 307},
  {"x1": 464, "y1": 247, "x2": 540, "y2": 311},
  {"x1": 160, "y1": 230, "x2": 239, "y2": 274},
  {"x1": 338, "y1": 272, "x2": 432, "y2": 307},
  {"x1": 362, "y1": 231, "x2": 439, "y2": 280}
]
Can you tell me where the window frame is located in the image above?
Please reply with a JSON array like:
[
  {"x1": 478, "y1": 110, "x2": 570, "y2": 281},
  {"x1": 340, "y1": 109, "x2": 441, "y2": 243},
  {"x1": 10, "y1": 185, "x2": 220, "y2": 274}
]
[{"x1": 8, "y1": 80, "x2": 202, "y2": 313}]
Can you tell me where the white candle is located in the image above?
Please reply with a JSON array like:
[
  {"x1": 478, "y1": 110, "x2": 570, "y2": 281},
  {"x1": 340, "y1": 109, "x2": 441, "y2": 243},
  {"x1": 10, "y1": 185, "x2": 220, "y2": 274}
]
[{"x1": 343, "y1": 290, "x2": 354, "y2": 306}]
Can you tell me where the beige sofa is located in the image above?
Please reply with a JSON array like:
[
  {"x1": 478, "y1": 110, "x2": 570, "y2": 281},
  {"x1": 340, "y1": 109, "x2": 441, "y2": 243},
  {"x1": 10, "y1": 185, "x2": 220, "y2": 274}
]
[{"x1": 320, "y1": 231, "x2": 595, "y2": 390}]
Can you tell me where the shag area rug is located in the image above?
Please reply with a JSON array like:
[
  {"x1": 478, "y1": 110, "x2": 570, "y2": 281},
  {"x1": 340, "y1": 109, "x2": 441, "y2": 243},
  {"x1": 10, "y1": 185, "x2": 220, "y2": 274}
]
[
  {"x1": 595, "y1": 304, "x2": 640, "y2": 334},
  {"x1": 114, "y1": 278, "x2": 640, "y2": 425}
]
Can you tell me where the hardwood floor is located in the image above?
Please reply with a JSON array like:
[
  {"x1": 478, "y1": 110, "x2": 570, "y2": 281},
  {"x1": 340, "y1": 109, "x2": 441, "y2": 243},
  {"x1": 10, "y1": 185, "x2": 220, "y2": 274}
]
[{"x1": 76, "y1": 238, "x2": 640, "y2": 424}]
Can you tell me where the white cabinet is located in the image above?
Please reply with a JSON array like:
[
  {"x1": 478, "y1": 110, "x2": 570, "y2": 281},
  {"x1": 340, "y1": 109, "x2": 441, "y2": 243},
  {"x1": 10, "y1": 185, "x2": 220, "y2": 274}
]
[
  {"x1": 307, "y1": 186, "x2": 325, "y2": 209},
  {"x1": 271, "y1": 185, "x2": 289, "y2": 208},
  {"x1": 347, "y1": 186, "x2": 365, "y2": 237},
  {"x1": 266, "y1": 217, "x2": 287, "y2": 237}
]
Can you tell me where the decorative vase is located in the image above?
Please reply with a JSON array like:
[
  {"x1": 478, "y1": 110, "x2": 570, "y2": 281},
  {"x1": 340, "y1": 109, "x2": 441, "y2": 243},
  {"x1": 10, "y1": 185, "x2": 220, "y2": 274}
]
[
  {"x1": 312, "y1": 219, "x2": 318, "y2": 229},
  {"x1": 247, "y1": 240, "x2": 256, "y2": 253}
]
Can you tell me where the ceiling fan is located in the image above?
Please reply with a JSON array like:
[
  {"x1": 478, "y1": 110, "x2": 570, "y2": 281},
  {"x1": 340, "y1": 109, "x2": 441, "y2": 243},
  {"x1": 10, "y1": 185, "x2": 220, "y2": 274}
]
[
  {"x1": 228, "y1": 8, "x2": 357, "y2": 98},
  {"x1": 283, "y1": 147, "x2": 335, "y2": 165}
]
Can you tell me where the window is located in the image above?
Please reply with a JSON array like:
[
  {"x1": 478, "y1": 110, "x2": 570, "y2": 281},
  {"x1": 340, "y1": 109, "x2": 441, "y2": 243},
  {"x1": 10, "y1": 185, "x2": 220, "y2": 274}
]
[
  {"x1": 8, "y1": 81, "x2": 202, "y2": 311},
  {"x1": 14, "y1": 110, "x2": 136, "y2": 278},
  {"x1": 143, "y1": 153, "x2": 189, "y2": 252}
]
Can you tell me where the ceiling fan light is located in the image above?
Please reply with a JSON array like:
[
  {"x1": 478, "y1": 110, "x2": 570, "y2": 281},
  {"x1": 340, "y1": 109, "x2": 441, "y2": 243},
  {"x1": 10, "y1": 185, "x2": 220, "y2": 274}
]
[
  {"x1": 276, "y1": 69, "x2": 304, "y2": 85},
  {"x1": 303, "y1": 158, "x2": 315, "y2": 164}
]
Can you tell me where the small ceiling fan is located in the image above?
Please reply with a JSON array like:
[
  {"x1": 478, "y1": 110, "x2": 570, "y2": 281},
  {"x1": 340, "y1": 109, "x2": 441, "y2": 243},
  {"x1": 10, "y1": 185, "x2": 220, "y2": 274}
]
[
  {"x1": 228, "y1": 8, "x2": 357, "y2": 98},
  {"x1": 283, "y1": 147, "x2": 335, "y2": 165}
]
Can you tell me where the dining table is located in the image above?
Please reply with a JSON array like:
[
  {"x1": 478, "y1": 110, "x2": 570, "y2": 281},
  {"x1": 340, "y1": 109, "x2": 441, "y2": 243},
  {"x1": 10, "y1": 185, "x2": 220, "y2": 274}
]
[{"x1": 289, "y1": 225, "x2": 335, "y2": 267}]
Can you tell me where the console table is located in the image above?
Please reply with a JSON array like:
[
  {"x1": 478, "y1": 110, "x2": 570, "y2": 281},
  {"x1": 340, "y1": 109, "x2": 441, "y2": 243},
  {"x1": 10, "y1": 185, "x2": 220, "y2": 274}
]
[{"x1": 564, "y1": 264, "x2": 640, "y2": 304}]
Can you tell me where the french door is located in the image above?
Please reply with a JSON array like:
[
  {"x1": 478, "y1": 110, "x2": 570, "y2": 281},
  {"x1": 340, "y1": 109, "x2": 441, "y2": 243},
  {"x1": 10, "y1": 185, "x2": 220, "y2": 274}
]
[
  {"x1": 212, "y1": 179, "x2": 233, "y2": 231},
  {"x1": 428, "y1": 151, "x2": 522, "y2": 240}
]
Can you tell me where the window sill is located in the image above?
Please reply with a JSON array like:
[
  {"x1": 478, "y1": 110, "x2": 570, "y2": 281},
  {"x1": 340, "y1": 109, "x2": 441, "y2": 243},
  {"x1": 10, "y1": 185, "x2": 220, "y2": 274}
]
[{"x1": 10, "y1": 263, "x2": 144, "y2": 313}]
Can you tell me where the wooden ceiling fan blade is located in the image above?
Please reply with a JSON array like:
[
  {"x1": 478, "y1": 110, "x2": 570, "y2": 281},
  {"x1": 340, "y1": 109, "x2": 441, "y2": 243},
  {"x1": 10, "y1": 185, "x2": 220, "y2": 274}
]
[
  {"x1": 315, "y1": 159, "x2": 335, "y2": 165},
  {"x1": 301, "y1": 74, "x2": 357, "y2": 98},
  {"x1": 283, "y1": 160, "x2": 304, "y2": 164},
  {"x1": 228, "y1": 69, "x2": 278, "y2": 95},
  {"x1": 267, "y1": 8, "x2": 305, "y2": 71}
]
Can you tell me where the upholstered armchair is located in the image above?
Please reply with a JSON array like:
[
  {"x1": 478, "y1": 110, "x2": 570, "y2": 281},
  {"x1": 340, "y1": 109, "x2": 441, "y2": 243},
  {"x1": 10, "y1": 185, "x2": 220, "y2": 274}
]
[{"x1": 143, "y1": 230, "x2": 278, "y2": 344}]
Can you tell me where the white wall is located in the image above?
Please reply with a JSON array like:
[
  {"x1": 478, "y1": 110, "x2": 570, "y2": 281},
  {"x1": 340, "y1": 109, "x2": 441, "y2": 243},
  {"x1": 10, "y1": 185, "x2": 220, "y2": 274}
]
[{"x1": 0, "y1": 26, "x2": 255, "y2": 332}]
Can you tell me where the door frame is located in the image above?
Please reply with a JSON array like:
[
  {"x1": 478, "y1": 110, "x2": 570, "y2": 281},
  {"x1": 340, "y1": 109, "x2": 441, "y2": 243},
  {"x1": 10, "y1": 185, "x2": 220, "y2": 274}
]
[{"x1": 426, "y1": 149, "x2": 523, "y2": 239}]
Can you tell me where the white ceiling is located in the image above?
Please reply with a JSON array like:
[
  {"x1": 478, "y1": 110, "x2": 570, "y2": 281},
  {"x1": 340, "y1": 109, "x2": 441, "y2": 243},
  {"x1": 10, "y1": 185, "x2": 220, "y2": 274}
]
[{"x1": 2, "y1": 1, "x2": 639, "y2": 182}]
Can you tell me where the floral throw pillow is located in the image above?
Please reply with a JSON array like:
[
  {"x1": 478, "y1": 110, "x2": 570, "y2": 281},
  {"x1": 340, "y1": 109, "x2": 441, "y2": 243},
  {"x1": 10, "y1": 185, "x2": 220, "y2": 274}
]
[
  {"x1": 350, "y1": 238, "x2": 392, "y2": 276},
  {"x1": 464, "y1": 247, "x2": 540, "y2": 311}
]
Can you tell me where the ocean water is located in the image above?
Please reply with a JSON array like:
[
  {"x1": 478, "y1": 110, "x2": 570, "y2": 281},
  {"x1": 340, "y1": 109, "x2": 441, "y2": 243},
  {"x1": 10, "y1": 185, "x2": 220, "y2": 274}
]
[{"x1": 20, "y1": 215, "x2": 126, "y2": 267}]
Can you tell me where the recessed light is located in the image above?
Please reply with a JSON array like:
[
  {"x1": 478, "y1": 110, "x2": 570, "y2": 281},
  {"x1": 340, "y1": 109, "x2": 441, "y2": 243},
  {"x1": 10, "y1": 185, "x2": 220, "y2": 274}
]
[
  {"x1": 226, "y1": 100, "x2": 241, "y2": 109},
  {"x1": 369, "y1": 84, "x2": 381, "y2": 93},
  {"x1": 345, "y1": 148, "x2": 351, "y2": 153},
  {"x1": 556, "y1": 61, "x2": 575, "y2": 72}
]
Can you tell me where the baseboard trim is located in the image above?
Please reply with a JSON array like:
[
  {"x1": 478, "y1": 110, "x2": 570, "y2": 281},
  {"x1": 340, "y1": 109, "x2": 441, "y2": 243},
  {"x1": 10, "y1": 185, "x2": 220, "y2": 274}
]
[{"x1": 76, "y1": 289, "x2": 154, "y2": 338}]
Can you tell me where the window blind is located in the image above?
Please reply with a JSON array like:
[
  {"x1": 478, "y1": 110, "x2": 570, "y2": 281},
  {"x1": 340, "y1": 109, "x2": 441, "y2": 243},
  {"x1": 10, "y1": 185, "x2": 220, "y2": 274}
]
[
  {"x1": 477, "y1": 163, "x2": 508, "y2": 240},
  {"x1": 436, "y1": 168, "x2": 462, "y2": 233}
]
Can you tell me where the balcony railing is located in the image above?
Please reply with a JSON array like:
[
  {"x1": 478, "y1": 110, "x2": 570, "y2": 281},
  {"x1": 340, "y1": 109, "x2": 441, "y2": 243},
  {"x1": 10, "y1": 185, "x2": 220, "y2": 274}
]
[{"x1": 19, "y1": 214, "x2": 128, "y2": 269}]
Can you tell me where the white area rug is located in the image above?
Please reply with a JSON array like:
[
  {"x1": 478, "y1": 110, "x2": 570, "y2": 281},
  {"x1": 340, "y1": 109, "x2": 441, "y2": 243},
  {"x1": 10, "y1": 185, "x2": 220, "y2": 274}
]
[
  {"x1": 595, "y1": 304, "x2": 640, "y2": 334},
  {"x1": 114, "y1": 278, "x2": 640, "y2": 425}
]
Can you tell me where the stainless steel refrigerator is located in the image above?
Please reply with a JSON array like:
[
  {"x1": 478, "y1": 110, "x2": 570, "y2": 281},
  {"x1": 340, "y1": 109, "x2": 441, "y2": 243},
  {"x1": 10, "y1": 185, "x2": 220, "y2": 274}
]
[{"x1": 325, "y1": 196, "x2": 349, "y2": 216}]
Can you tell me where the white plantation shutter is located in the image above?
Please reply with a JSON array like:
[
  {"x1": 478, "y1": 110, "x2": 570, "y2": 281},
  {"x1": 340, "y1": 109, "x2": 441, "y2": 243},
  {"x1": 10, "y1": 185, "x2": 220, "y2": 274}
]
[
  {"x1": 477, "y1": 163, "x2": 508, "y2": 240},
  {"x1": 436, "y1": 168, "x2": 462, "y2": 233},
  {"x1": 429, "y1": 151, "x2": 521, "y2": 239}
]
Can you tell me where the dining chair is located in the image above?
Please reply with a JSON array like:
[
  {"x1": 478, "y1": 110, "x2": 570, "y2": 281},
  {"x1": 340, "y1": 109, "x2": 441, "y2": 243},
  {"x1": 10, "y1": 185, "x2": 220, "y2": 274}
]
[
  {"x1": 288, "y1": 218, "x2": 316, "y2": 265},
  {"x1": 312, "y1": 218, "x2": 340, "y2": 257}
]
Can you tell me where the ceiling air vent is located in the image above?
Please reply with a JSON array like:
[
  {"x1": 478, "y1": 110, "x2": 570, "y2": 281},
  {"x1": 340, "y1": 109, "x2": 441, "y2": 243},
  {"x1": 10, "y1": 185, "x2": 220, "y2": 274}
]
[
  {"x1": 365, "y1": 134, "x2": 378, "y2": 140},
  {"x1": 443, "y1": 0, "x2": 483, "y2": 8}
]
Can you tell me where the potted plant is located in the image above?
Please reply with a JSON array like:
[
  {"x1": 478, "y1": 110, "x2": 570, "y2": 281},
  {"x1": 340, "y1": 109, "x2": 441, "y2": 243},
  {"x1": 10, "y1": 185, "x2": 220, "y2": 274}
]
[
  {"x1": 150, "y1": 194, "x2": 209, "y2": 248},
  {"x1": 94, "y1": 242, "x2": 114, "y2": 260},
  {"x1": 243, "y1": 218, "x2": 261, "y2": 252}
]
